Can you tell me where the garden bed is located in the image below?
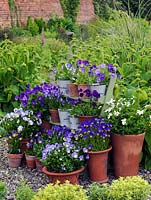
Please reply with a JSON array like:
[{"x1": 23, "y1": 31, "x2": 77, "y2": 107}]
[{"x1": 1, "y1": 137, "x2": 151, "y2": 200}]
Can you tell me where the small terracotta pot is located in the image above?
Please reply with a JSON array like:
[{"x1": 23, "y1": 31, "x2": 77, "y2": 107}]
[
  {"x1": 25, "y1": 155, "x2": 35, "y2": 169},
  {"x1": 79, "y1": 116, "x2": 95, "y2": 124},
  {"x1": 7, "y1": 153, "x2": 23, "y2": 168},
  {"x1": 42, "y1": 166, "x2": 85, "y2": 184},
  {"x1": 77, "y1": 84, "x2": 90, "y2": 99},
  {"x1": 35, "y1": 157, "x2": 43, "y2": 171},
  {"x1": 49, "y1": 109, "x2": 60, "y2": 123},
  {"x1": 41, "y1": 120, "x2": 52, "y2": 133},
  {"x1": 68, "y1": 83, "x2": 79, "y2": 97},
  {"x1": 111, "y1": 133, "x2": 145, "y2": 178},
  {"x1": 88, "y1": 147, "x2": 112, "y2": 183}
]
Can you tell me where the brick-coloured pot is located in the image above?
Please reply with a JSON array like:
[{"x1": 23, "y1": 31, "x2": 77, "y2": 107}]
[{"x1": 111, "y1": 133, "x2": 145, "y2": 177}]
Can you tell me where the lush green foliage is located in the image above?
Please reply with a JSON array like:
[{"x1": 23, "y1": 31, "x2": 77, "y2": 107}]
[
  {"x1": 60, "y1": 0, "x2": 80, "y2": 22},
  {"x1": 32, "y1": 181, "x2": 88, "y2": 200},
  {"x1": 15, "y1": 181, "x2": 35, "y2": 200},
  {"x1": 0, "y1": 181, "x2": 7, "y2": 200}
]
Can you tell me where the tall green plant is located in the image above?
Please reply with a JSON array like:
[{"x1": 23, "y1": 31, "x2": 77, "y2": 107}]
[{"x1": 0, "y1": 40, "x2": 42, "y2": 113}]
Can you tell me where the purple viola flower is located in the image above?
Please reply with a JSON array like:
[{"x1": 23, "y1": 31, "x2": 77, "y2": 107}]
[
  {"x1": 15, "y1": 96, "x2": 19, "y2": 101},
  {"x1": 82, "y1": 60, "x2": 89, "y2": 66},
  {"x1": 32, "y1": 99, "x2": 37, "y2": 105},
  {"x1": 99, "y1": 63, "x2": 106, "y2": 68},
  {"x1": 84, "y1": 89, "x2": 91, "y2": 97},
  {"x1": 79, "y1": 155, "x2": 84, "y2": 161},
  {"x1": 86, "y1": 154, "x2": 89, "y2": 160},
  {"x1": 71, "y1": 152, "x2": 78, "y2": 159},
  {"x1": 83, "y1": 147, "x2": 88, "y2": 153},
  {"x1": 36, "y1": 112, "x2": 42, "y2": 118},
  {"x1": 80, "y1": 67, "x2": 86, "y2": 72},
  {"x1": 38, "y1": 96, "x2": 43, "y2": 101},
  {"x1": 92, "y1": 90, "x2": 100, "y2": 99},
  {"x1": 108, "y1": 64, "x2": 117, "y2": 73},
  {"x1": 77, "y1": 59, "x2": 82, "y2": 65}
]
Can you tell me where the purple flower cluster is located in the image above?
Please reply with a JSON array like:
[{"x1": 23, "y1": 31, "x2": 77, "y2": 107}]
[
  {"x1": 41, "y1": 125, "x2": 88, "y2": 172},
  {"x1": 15, "y1": 83, "x2": 62, "y2": 119},
  {"x1": 75, "y1": 118, "x2": 112, "y2": 151},
  {"x1": 78, "y1": 89, "x2": 100, "y2": 99},
  {"x1": 76, "y1": 60, "x2": 117, "y2": 84}
]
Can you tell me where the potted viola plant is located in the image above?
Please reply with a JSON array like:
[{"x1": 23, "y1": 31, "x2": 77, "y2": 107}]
[
  {"x1": 0, "y1": 107, "x2": 42, "y2": 153},
  {"x1": 70, "y1": 89, "x2": 101, "y2": 124},
  {"x1": 75, "y1": 117, "x2": 112, "y2": 182},
  {"x1": 104, "y1": 97, "x2": 151, "y2": 177},
  {"x1": 75, "y1": 60, "x2": 117, "y2": 97},
  {"x1": 15, "y1": 83, "x2": 55, "y2": 132},
  {"x1": 5, "y1": 131, "x2": 23, "y2": 168},
  {"x1": 41, "y1": 125, "x2": 88, "y2": 184}
]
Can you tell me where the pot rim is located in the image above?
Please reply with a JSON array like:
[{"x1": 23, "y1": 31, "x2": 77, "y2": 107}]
[
  {"x1": 42, "y1": 166, "x2": 85, "y2": 176},
  {"x1": 7, "y1": 153, "x2": 23, "y2": 158},
  {"x1": 112, "y1": 133, "x2": 145, "y2": 137},
  {"x1": 88, "y1": 146, "x2": 112, "y2": 154}
]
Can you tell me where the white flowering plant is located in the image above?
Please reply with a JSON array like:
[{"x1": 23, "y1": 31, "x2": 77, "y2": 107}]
[
  {"x1": 104, "y1": 98, "x2": 151, "y2": 135},
  {"x1": 0, "y1": 108, "x2": 42, "y2": 139}
]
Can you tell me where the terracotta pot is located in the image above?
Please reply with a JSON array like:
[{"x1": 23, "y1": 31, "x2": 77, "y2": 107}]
[
  {"x1": 7, "y1": 153, "x2": 23, "y2": 168},
  {"x1": 68, "y1": 83, "x2": 79, "y2": 97},
  {"x1": 111, "y1": 133, "x2": 145, "y2": 178},
  {"x1": 25, "y1": 155, "x2": 36, "y2": 169},
  {"x1": 77, "y1": 84, "x2": 90, "y2": 99},
  {"x1": 21, "y1": 138, "x2": 31, "y2": 153},
  {"x1": 88, "y1": 147, "x2": 112, "y2": 183},
  {"x1": 35, "y1": 157, "x2": 43, "y2": 171},
  {"x1": 41, "y1": 120, "x2": 52, "y2": 133},
  {"x1": 49, "y1": 109, "x2": 60, "y2": 123},
  {"x1": 79, "y1": 116, "x2": 95, "y2": 124},
  {"x1": 42, "y1": 166, "x2": 85, "y2": 184}
]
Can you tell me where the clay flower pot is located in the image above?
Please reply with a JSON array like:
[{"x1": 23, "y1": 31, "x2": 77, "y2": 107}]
[
  {"x1": 68, "y1": 83, "x2": 79, "y2": 97},
  {"x1": 41, "y1": 120, "x2": 52, "y2": 133},
  {"x1": 7, "y1": 153, "x2": 23, "y2": 168},
  {"x1": 49, "y1": 109, "x2": 60, "y2": 123},
  {"x1": 111, "y1": 133, "x2": 145, "y2": 177},
  {"x1": 42, "y1": 166, "x2": 85, "y2": 184},
  {"x1": 25, "y1": 155, "x2": 36, "y2": 169},
  {"x1": 35, "y1": 157, "x2": 43, "y2": 171},
  {"x1": 88, "y1": 146, "x2": 112, "y2": 183}
]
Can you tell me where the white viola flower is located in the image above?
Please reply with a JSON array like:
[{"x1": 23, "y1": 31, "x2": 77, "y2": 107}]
[
  {"x1": 17, "y1": 125, "x2": 23, "y2": 133},
  {"x1": 28, "y1": 120, "x2": 34, "y2": 125},
  {"x1": 14, "y1": 108, "x2": 19, "y2": 113},
  {"x1": 37, "y1": 119, "x2": 42, "y2": 125},
  {"x1": 136, "y1": 110, "x2": 144, "y2": 115},
  {"x1": 5, "y1": 113, "x2": 10, "y2": 119},
  {"x1": 121, "y1": 118, "x2": 127, "y2": 125},
  {"x1": 29, "y1": 110, "x2": 33, "y2": 115},
  {"x1": 114, "y1": 111, "x2": 120, "y2": 116},
  {"x1": 23, "y1": 117, "x2": 28, "y2": 121},
  {"x1": 108, "y1": 113, "x2": 112, "y2": 119}
]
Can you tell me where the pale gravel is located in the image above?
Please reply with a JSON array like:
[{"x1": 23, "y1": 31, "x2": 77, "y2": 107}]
[{"x1": 1, "y1": 137, "x2": 151, "y2": 200}]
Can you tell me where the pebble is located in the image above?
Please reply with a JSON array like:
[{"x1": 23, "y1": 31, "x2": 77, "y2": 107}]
[{"x1": 0, "y1": 138, "x2": 151, "y2": 199}]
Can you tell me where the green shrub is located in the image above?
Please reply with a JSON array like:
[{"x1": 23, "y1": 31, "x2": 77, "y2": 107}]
[
  {"x1": 109, "y1": 176, "x2": 151, "y2": 200},
  {"x1": 34, "y1": 18, "x2": 46, "y2": 34},
  {"x1": 88, "y1": 176, "x2": 151, "y2": 200},
  {"x1": 32, "y1": 181, "x2": 88, "y2": 200},
  {"x1": 10, "y1": 26, "x2": 31, "y2": 37},
  {"x1": 15, "y1": 181, "x2": 35, "y2": 200},
  {"x1": 27, "y1": 16, "x2": 39, "y2": 36},
  {"x1": 88, "y1": 182, "x2": 109, "y2": 200},
  {"x1": 0, "y1": 181, "x2": 7, "y2": 200}
]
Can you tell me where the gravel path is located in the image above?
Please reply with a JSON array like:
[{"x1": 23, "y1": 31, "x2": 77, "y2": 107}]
[{"x1": 0, "y1": 137, "x2": 151, "y2": 200}]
